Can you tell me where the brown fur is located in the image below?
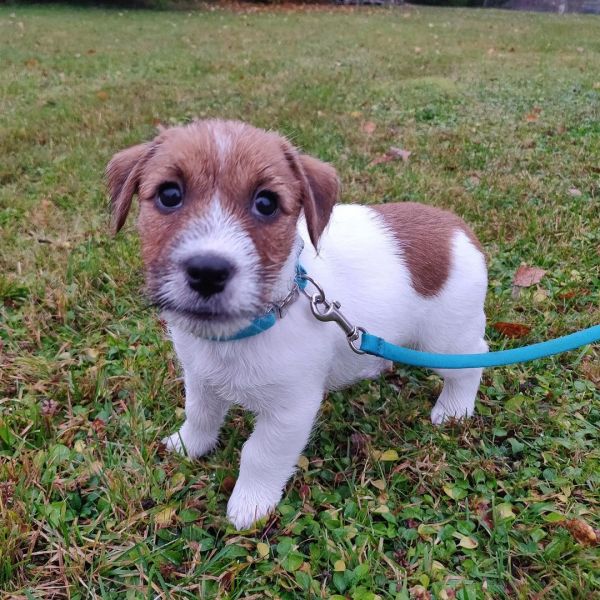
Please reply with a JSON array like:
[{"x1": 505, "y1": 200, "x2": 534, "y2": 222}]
[
  {"x1": 371, "y1": 203, "x2": 484, "y2": 297},
  {"x1": 106, "y1": 120, "x2": 339, "y2": 298},
  {"x1": 106, "y1": 142, "x2": 150, "y2": 232}
]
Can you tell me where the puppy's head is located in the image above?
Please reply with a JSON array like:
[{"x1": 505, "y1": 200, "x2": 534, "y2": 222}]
[{"x1": 106, "y1": 120, "x2": 339, "y2": 338}]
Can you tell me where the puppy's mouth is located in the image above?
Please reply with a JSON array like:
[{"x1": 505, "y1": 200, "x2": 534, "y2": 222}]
[
  {"x1": 149, "y1": 291, "x2": 265, "y2": 324},
  {"x1": 161, "y1": 304, "x2": 257, "y2": 323}
]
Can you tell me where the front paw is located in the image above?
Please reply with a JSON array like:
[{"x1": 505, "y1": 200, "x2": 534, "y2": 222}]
[
  {"x1": 430, "y1": 402, "x2": 473, "y2": 426},
  {"x1": 162, "y1": 431, "x2": 187, "y2": 455},
  {"x1": 226, "y1": 483, "x2": 282, "y2": 530},
  {"x1": 161, "y1": 424, "x2": 217, "y2": 459}
]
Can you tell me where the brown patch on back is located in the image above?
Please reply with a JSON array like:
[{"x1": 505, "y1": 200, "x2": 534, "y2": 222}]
[{"x1": 371, "y1": 202, "x2": 484, "y2": 297}]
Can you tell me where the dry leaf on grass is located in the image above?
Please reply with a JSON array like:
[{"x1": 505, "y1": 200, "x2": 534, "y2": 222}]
[
  {"x1": 409, "y1": 586, "x2": 431, "y2": 600},
  {"x1": 40, "y1": 398, "x2": 60, "y2": 417},
  {"x1": 256, "y1": 542, "x2": 269, "y2": 558},
  {"x1": 350, "y1": 432, "x2": 370, "y2": 457},
  {"x1": 474, "y1": 498, "x2": 493, "y2": 529},
  {"x1": 379, "y1": 449, "x2": 399, "y2": 461},
  {"x1": 493, "y1": 322, "x2": 531, "y2": 338},
  {"x1": 333, "y1": 559, "x2": 346, "y2": 572},
  {"x1": 525, "y1": 106, "x2": 542, "y2": 122},
  {"x1": 565, "y1": 518, "x2": 598, "y2": 546},
  {"x1": 154, "y1": 506, "x2": 177, "y2": 528},
  {"x1": 297, "y1": 455, "x2": 309, "y2": 471},
  {"x1": 361, "y1": 120, "x2": 376, "y2": 135},
  {"x1": 513, "y1": 265, "x2": 546, "y2": 287},
  {"x1": 453, "y1": 532, "x2": 478, "y2": 549},
  {"x1": 220, "y1": 570, "x2": 235, "y2": 592},
  {"x1": 581, "y1": 355, "x2": 600, "y2": 387},
  {"x1": 369, "y1": 147, "x2": 411, "y2": 167},
  {"x1": 298, "y1": 484, "x2": 311, "y2": 501},
  {"x1": 220, "y1": 475, "x2": 236, "y2": 495}
]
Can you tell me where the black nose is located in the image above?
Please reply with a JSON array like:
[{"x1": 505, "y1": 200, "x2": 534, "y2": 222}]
[{"x1": 183, "y1": 255, "x2": 234, "y2": 298}]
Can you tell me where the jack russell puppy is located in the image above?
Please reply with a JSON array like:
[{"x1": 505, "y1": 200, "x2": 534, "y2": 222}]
[{"x1": 107, "y1": 119, "x2": 488, "y2": 529}]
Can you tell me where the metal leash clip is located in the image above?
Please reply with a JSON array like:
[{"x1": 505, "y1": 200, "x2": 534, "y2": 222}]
[{"x1": 300, "y1": 274, "x2": 365, "y2": 354}]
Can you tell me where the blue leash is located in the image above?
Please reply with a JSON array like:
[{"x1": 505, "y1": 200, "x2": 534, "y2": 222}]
[
  {"x1": 360, "y1": 326, "x2": 600, "y2": 370},
  {"x1": 299, "y1": 269, "x2": 600, "y2": 370},
  {"x1": 213, "y1": 264, "x2": 599, "y2": 370}
]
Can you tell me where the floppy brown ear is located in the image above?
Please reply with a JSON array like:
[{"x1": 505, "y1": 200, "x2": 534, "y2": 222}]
[
  {"x1": 296, "y1": 154, "x2": 339, "y2": 249},
  {"x1": 106, "y1": 143, "x2": 149, "y2": 234}
]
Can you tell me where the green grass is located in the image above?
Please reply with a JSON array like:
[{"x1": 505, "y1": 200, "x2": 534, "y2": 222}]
[{"x1": 1, "y1": 3, "x2": 599, "y2": 598}]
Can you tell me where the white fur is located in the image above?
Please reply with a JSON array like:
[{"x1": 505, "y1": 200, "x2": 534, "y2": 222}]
[
  {"x1": 211, "y1": 126, "x2": 232, "y2": 162},
  {"x1": 159, "y1": 201, "x2": 264, "y2": 340},
  {"x1": 163, "y1": 204, "x2": 487, "y2": 529}
]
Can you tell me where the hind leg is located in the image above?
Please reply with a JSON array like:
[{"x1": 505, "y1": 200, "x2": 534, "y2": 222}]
[{"x1": 430, "y1": 338, "x2": 488, "y2": 425}]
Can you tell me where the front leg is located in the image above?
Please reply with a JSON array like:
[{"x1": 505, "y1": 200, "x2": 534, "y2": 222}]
[
  {"x1": 163, "y1": 375, "x2": 229, "y2": 459},
  {"x1": 227, "y1": 387, "x2": 323, "y2": 530}
]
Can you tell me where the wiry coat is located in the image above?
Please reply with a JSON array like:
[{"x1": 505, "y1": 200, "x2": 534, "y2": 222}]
[{"x1": 107, "y1": 120, "x2": 487, "y2": 529}]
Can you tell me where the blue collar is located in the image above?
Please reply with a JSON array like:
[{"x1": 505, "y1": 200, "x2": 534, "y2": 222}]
[{"x1": 211, "y1": 264, "x2": 307, "y2": 341}]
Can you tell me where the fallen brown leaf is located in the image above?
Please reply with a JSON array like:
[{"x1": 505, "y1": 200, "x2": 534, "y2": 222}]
[
  {"x1": 91, "y1": 418, "x2": 106, "y2": 438},
  {"x1": 96, "y1": 90, "x2": 109, "y2": 101},
  {"x1": 350, "y1": 432, "x2": 370, "y2": 457},
  {"x1": 565, "y1": 518, "x2": 598, "y2": 546},
  {"x1": 409, "y1": 585, "x2": 431, "y2": 600},
  {"x1": 220, "y1": 475, "x2": 236, "y2": 495},
  {"x1": 298, "y1": 483, "x2": 311, "y2": 501},
  {"x1": 41, "y1": 398, "x2": 60, "y2": 417},
  {"x1": 220, "y1": 570, "x2": 235, "y2": 592},
  {"x1": 581, "y1": 355, "x2": 600, "y2": 388},
  {"x1": 474, "y1": 498, "x2": 493, "y2": 529},
  {"x1": 159, "y1": 563, "x2": 176, "y2": 580},
  {"x1": 525, "y1": 107, "x2": 542, "y2": 123},
  {"x1": 493, "y1": 322, "x2": 531, "y2": 339},
  {"x1": 513, "y1": 265, "x2": 546, "y2": 287},
  {"x1": 558, "y1": 290, "x2": 577, "y2": 300},
  {"x1": 369, "y1": 147, "x2": 411, "y2": 167},
  {"x1": 361, "y1": 120, "x2": 376, "y2": 135}
]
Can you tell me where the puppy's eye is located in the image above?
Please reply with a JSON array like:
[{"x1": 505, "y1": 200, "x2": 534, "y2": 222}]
[
  {"x1": 252, "y1": 190, "x2": 279, "y2": 218},
  {"x1": 156, "y1": 182, "x2": 183, "y2": 211}
]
